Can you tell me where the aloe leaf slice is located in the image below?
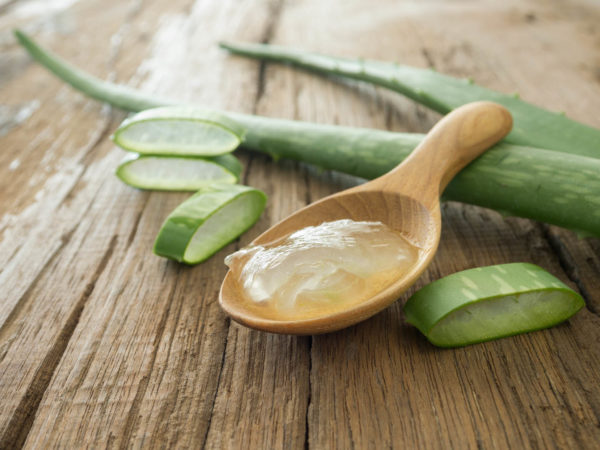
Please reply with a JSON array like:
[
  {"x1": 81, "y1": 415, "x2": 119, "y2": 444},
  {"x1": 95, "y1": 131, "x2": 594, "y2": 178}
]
[
  {"x1": 112, "y1": 107, "x2": 246, "y2": 156},
  {"x1": 403, "y1": 263, "x2": 585, "y2": 348},
  {"x1": 116, "y1": 153, "x2": 242, "y2": 191},
  {"x1": 154, "y1": 184, "x2": 266, "y2": 264},
  {"x1": 208, "y1": 153, "x2": 243, "y2": 179}
]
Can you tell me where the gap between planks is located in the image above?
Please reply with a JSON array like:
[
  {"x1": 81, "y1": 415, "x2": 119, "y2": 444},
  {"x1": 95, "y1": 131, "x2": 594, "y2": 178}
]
[
  {"x1": 199, "y1": 2, "x2": 314, "y2": 448},
  {"x1": 0, "y1": 2, "x2": 160, "y2": 446},
  {"x1": 0, "y1": 235, "x2": 118, "y2": 449}
]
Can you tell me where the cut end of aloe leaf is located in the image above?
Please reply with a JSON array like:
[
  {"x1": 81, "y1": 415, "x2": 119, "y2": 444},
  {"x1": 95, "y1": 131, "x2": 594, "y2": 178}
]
[
  {"x1": 403, "y1": 263, "x2": 585, "y2": 348},
  {"x1": 113, "y1": 107, "x2": 246, "y2": 156},
  {"x1": 116, "y1": 154, "x2": 242, "y2": 191},
  {"x1": 153, "y1": 184, "x2": 266, "y2": 264}
]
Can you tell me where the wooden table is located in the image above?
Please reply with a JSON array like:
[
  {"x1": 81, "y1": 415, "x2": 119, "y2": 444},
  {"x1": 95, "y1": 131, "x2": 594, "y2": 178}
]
[{"x1": 2, "y1": 0, "x2": 600, "y2": 448}]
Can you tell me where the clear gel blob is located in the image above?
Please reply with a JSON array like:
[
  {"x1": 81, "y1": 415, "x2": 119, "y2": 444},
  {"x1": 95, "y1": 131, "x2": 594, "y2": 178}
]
[{"x1": 225, "y1": 219, "x2": 420, "y2": 321}]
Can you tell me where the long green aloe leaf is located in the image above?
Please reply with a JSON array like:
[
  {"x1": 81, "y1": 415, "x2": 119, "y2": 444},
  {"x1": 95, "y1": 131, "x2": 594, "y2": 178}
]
[
  {"x1": 220, "y1": 41, "x2": 600, "y2": 159},
  {"x1": 14, "y1": 30, "x2": 600, "y2": 236},
  {"x1": 14, "y1": 30, "x2": 171, "y2": 111}
]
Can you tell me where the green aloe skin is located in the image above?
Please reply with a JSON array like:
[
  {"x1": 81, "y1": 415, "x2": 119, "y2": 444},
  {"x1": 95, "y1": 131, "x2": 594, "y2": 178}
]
[
  {"x1": 404, "y1": 263, "x2": 585, "y2": 347},
  {"x1": 14, "y1": 30, "x2": 600, "y2": 236},
  {"x1": 220, "y1": 41, "x2": 600, "y2": 159},
  {"x1": 154, "y1": 184, "x2": 267, "y2": 264}
]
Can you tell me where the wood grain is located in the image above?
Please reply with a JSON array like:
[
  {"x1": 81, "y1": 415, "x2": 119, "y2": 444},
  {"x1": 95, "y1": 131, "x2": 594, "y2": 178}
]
[{"x1": 0, "y1": 0, "x2": 599, "y2": 448}]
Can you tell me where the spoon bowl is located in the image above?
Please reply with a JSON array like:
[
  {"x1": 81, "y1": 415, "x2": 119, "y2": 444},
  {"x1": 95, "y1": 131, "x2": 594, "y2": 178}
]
[{"x1": 220, "y1": 101, "x2": 513, "y2": 334}]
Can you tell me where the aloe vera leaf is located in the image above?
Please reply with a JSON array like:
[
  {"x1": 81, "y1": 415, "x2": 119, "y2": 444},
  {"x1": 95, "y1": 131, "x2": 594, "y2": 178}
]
[
  {"x1": 14, "y1": 30, "x2": 600, "y2": 236},
  {"x1": 403, "y1": 263, "x2": 585, "y2": 348},
  {"x1": 121, "y1": 109, "x2": 600, "y2": 237},
  {"x1": 116, "y1": 153, "x2": 242, "y2": 191},
  {"x1": 14, "y1": 30, "x2": 172, "y2": 111},
  {"x1": 154, "y1": 184, "x2": 267, "y2": 264},
  {"x1": 113, "y1": 106, "x2": 246, "y2": 156},
  {"x1": 220, "y1": 41, "x2": 600, "y2": 159}
]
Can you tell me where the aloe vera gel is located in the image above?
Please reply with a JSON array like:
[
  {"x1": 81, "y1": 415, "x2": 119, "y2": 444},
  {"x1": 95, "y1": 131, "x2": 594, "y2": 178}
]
[{"x1": 225, "y1": 219, "x2": 421, "y2": 320}]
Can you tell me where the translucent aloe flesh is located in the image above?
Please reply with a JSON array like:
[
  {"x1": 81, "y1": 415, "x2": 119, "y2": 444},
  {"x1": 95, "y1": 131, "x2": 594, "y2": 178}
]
[
  {"x1": 113, "y1": 106, "x2": 246, "y2": 156},
  {"x1": 116, "y1": 153, "x2": 242, "y2": 191},
  {"x1": 220, "y1": 41, "x2": 600, "y2": 159},
  {"x1": 153, "y1": 184, "x2": 267, "y2": 264},
  {"x1": 15, "y1": 30, "x2": 600, "y2": 236},
  {"x1": 403, "y1": 263, "x2": 585, "y2": 347}
]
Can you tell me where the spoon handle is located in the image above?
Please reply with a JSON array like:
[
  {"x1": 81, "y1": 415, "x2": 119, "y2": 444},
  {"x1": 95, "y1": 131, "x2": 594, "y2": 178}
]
[{"x1": 375, "y1": 101, "x2": 512, "y2": 203}]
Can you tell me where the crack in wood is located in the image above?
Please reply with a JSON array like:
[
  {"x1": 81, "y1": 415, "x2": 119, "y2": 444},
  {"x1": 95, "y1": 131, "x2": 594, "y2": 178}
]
[
  {"x1": 0, "y1": 234, "x2": 118, "y2": 449},
  {"x1": 420, "y1": 47, "x2": 435, "y2": 69},
  {"x1": 303, "y1": 169, "x2": 312, "y2": 205},
  {"x1": 0, "y1": 149, "x2": 111, "y2": 368},
  {"x1": 541, "y1": 224, "x2": 597, "y2": 316},
  {"x1": 59, "y1": 126, "x2": 115, "y2": 208},
  {"x1": 304, "y1": 335, "x2": 312, "y2": 450},
  {"x1": 46, "y1": 280, "x2": 125, "y2": 432},
  {"x1": 0, "y1": 242, "x2": 23, "y2": 279},
  {"x1": 152, "y1": 282, "x2": 187, "y2": 445},
  {"x1": 0, "y1": 227, "x2": 75, "y2": 353},
  {"x1": 126, "y1": 192, "x2": 151, "y2": 248},
  {"x1": 252, "y1": 0, "x2": 284, "y2": 114},
  {"x1": 241, "y1": 153, "x2": 254, "y2": 186},
  {"x1": 201, "y1": 317, "x2": 231, "y2": 447},
  {"x1": 77, "y1": 109, "x2": 116, "y2": 167},
  {"x1": 119, "y1": 269, "x2": 180, "y2": 448},
  {"x1": 0, "y1": 0, "x2": 20, "y2": 15}
]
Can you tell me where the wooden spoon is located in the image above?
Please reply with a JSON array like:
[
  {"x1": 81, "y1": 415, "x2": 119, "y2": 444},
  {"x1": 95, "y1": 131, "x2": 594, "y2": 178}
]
[{"x1": 219, "y1": 101, "x2": 513, "y2": 334}]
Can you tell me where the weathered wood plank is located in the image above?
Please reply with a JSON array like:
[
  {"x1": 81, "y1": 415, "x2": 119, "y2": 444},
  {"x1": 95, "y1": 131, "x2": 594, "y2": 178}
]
[
  {"x1": 255, "y1": 0, "x2": 600, "y2": 448},
  {"x1": 0, "y1": 0, "x2": 193, "y2": 446},
  {"x1": 5, "y1": 0, "x2": 310, "y2": 448},
  {"x1": 0, "y1": 0, "x2": 598, "y2": 448},
  {"x1": 0, "y1": 2, "x2": 140, "y2": 446},
  {"x1": 203, "y1": 158, "x2": 311, "y2": 448}
]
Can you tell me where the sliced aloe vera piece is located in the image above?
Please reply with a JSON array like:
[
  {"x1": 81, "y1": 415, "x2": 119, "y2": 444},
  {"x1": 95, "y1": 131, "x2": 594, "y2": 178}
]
[
  {"x1": 154, "y1": 184, "x2": 266, "y2": 264},
  {"x1": 209, "y1": 153, "x2": 243, "y2": 179},
  {"x1": 116, "y1": 154, "x2": 242, "y2": 191},
  {"x1": 404, "y1": 263, "x2": 585, "y2": 348},
  {"x1": 112, "y1": 106, "x2": 246, "y2": 156}
]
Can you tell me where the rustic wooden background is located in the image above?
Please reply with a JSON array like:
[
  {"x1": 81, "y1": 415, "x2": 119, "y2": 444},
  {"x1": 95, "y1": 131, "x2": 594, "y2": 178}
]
[{"x1": 1, "y1": 0, "x2": 600, "y2": 448}]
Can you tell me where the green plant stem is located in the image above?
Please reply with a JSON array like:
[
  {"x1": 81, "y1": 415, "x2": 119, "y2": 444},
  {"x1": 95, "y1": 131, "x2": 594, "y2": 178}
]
[
  {"x1": 220, "y1": 41, "x2": 600, "y2": 159},
  {"x1": 15, "y1": 30, "x2": 600, "y2": 237}
]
